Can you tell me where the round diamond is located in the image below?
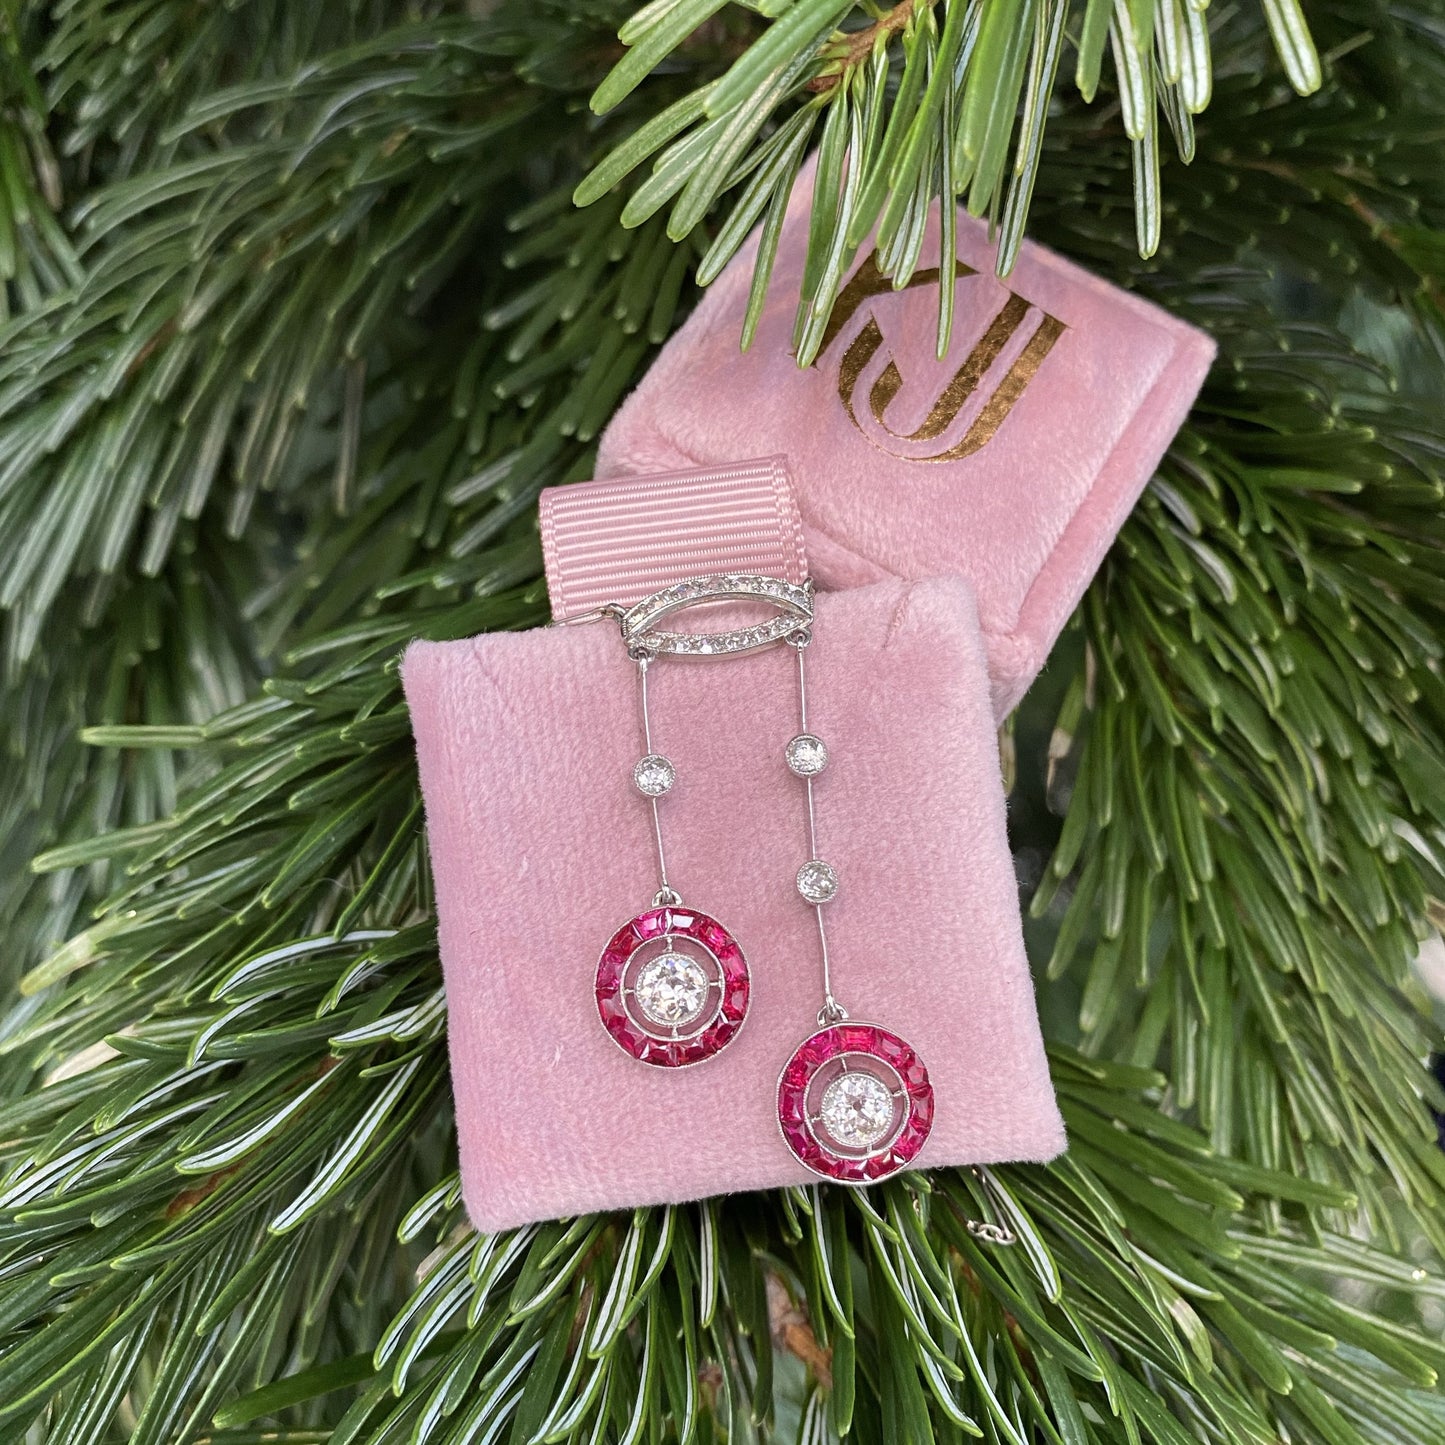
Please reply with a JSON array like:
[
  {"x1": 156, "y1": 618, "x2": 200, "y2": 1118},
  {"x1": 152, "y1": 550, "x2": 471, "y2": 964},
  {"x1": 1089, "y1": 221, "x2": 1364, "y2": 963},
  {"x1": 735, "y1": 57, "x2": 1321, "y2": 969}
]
[
  {"x1": 785, "y1": 734, "x2": 828, "y2": 777},
  {"x1": 633, "y1": 754, "x2": 675, "y2": 796},
  {"x1": 796, "y1": 859, "x2": 838, "y2": 904},
  {"x1": 634, "y1": 952, "x2": 709, "y2": 1026},
  {"x1": 819, "y1": 1072, "x2": 895, "y2": 1149}
]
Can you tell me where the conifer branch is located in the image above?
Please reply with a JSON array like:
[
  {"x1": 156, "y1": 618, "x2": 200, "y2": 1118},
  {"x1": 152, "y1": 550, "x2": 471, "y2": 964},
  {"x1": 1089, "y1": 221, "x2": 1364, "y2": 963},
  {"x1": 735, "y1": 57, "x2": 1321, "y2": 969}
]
[{"x1": 0, "y1": 0, "x2": 1440, "y2": 1440}]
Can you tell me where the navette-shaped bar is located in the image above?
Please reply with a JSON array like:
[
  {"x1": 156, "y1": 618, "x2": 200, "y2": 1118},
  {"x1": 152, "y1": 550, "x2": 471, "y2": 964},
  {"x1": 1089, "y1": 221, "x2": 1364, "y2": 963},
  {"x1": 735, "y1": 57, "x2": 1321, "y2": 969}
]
[{"x1": 621, "y1": 574, "x2": 813, "y2": 657}]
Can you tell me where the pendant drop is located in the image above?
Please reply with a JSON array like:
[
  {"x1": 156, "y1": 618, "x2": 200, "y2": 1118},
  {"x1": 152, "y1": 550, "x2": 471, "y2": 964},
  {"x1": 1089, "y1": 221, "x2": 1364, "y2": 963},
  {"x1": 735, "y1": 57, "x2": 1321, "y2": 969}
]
[
  {"x1": 595, "y1": 903, "x2": 750, "y2": 1067},
  {"x1": 777, "y1": 1022, "x2": 933, "y2": 1183}
]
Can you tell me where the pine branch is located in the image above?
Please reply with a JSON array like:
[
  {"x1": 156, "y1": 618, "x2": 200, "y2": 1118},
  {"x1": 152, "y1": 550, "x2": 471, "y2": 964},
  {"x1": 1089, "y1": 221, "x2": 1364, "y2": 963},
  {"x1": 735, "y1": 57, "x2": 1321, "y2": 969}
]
[
  {"x1": 0, "y1": 1, "x2": 681, "y2": 990},
  {"x1": 0, "y1": 3, "x2": 81, "y2": 315},
  {"x1": 1028, "y1": 291, "x2": 1445, "y2": 1249},
  {"x1": 0, "y1": 0, "x2": 1441, "y2": 1440},
  {"x1": 575, "y1": 0, "x2": 1326, "y2": 360}
]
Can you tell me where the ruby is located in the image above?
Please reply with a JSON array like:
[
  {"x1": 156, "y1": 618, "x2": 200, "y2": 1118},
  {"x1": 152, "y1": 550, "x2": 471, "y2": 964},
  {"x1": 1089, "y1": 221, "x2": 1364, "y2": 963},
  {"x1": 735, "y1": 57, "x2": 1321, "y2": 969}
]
[
  {"x1": 701, "y1": 922, "x2": 729, "y2": 951},
  {"x1": 808, "y1": 1030, "x2": 841, "y2": 1062},
  {"x1": 895, "y1": 1121, "x2": 924, "y2": 1154},
  {"x1": 698, "y1": 1025, "x2": 727, "y2": 1054},
  {"x1": 877, "y1": 1035, "x2": 908, "y2": 1065},
  {"x1": 776, "y1": 1020, "x2": 934, "y2": 1181}
]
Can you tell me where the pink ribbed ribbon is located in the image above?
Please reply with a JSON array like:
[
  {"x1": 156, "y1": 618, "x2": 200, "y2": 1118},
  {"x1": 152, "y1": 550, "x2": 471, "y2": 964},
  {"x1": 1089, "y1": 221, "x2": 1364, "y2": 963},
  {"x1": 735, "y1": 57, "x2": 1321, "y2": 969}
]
[{"x1": 539, "y1": 457, "x2": 809, "y2": 622}]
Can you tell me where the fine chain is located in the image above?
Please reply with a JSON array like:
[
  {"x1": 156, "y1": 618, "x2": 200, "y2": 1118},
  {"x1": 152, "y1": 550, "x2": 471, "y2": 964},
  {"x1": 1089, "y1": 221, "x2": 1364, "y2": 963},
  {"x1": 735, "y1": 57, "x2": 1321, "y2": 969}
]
[
  {"x1": 785, "y1": 616, "x2": 1015, "y2": 1242},
  {"x1": 789, "y1": 632, "x2": 844, "y2": 1025},
  {"x1": 634, "y1": 654, "x2": 678, "y2": 907}
]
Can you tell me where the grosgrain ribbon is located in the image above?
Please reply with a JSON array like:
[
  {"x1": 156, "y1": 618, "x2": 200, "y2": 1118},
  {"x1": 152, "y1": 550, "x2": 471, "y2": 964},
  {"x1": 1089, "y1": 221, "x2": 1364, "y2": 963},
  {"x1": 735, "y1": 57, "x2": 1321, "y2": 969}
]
[{"x1": 539, "y1": 457, "x2": 809, "y2": 622}]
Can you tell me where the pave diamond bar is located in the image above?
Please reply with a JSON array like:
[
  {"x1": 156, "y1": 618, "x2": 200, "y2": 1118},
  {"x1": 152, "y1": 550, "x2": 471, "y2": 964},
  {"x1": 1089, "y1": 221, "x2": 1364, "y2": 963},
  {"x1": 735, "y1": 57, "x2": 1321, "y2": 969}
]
[
  {"x1": 644, "y1": 615, "x2": 805, "y2": 656},
  {"x1": 622, "y1": 574, "x2": 813, "y2": 658}
]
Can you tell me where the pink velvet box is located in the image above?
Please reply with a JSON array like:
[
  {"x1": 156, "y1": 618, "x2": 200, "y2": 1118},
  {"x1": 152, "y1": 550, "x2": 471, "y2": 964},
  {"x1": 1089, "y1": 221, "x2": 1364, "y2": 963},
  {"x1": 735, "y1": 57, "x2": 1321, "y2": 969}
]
[
  {"x1": 403, "y1": 577, "x2": 1064, "y2": 1231},
  {"x1": 597, "y1": 173, "x2": 1215, "y2": 718}
]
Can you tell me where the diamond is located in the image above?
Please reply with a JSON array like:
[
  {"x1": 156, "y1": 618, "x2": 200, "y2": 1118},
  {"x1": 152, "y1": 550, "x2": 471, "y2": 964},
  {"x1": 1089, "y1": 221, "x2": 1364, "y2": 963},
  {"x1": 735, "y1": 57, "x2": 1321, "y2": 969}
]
[
  {"x1": 820, "y1": 1072, "x2": 895, "y2": 1149},
  {"x1": 633, "y1": 754, "x2": 675, "y2": 796},
  {"x1": 796, "y1": 859, "x2": 838, "y2": 904},
  {"x1": 634, "y1": 952, "x2": 710, "y2": 1026},
  {"x1": 785, "y1": 734, "x2": 828, "y2": 777}
]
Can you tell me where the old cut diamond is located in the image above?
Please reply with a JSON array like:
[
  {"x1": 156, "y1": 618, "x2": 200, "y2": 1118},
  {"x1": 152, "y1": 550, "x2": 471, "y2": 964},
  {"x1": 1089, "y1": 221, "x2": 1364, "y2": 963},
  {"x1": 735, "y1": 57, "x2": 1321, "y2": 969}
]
[
  {"x1": 796, "y1": 859, "x2": 838, "y2": 904},
  {"x1": 634, "y1": 952, "x2": 709, "y2": 1026},
  {"x1": 633, "y1": 754, "x2": 675, "y2": 797},
  {"x1": 785, "y1": 733, "x2": 828, "y2": 777},
  {"x1": 819, "y1": 1072, "x2": 894, "y2": 1149}
]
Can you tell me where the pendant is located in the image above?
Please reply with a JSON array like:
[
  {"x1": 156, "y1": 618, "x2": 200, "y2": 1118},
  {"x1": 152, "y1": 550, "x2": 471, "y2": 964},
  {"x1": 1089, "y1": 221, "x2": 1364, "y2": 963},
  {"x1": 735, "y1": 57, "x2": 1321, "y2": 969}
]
[
  {"x1": 777, "y1": 1022, "x2": 933, "y2": 1183},
  {"x1": 595, "y1": 903, "x2": 750, "y2": 1067}
]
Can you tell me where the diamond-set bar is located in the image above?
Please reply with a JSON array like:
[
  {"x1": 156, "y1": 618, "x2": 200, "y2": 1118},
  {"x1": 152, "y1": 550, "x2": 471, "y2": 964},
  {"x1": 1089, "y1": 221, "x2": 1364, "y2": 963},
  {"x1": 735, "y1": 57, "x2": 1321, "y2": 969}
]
[
  {"x1": 622, "y1": 574, "x2": 814, "y2": 658},
  {"x1": 783, "y1": 632, "x2": 843, "y2": 1024}
]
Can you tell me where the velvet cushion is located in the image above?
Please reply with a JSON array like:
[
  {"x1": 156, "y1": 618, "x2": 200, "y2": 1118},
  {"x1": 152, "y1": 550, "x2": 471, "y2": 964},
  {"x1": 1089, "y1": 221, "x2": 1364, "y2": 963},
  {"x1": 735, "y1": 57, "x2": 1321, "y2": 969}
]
[{"x1": 404, "y1": 577, "x2": 1063, "y2": 1231}]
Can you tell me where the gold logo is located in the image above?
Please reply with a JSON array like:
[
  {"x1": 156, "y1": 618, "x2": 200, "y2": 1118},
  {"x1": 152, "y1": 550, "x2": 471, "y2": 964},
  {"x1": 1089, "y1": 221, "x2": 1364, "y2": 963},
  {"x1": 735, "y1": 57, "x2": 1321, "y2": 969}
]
[{"x1": 817, "y1": 250, "x2": 1066, "y2": 463}]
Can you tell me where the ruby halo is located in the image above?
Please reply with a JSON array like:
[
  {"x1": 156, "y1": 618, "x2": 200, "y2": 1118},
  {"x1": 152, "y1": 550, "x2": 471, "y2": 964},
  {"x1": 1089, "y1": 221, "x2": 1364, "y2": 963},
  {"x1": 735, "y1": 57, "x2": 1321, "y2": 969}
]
[
  {"x1": 777, "y1": 1022, "x2": 933, "y2": 1183},
  {"x1": 595, "y1": 905, "x2": 750, "y2": 1067}
]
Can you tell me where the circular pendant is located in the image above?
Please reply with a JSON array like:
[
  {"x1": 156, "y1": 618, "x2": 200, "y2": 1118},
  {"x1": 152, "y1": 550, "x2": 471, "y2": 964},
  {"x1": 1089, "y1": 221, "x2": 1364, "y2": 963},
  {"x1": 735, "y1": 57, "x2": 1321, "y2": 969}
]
[
  {"x1": 777, "y1": 1022, "x2": 933, "y2": 1183},
  {"x1": 595, "y1": 905, "x2": 750, "y2": 1067}
]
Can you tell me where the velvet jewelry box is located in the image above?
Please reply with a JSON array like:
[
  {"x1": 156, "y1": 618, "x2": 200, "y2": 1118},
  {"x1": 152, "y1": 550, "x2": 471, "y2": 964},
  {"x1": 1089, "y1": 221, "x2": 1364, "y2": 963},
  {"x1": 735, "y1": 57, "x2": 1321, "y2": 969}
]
[{"x1": 598, "y1": 168, "x2": 1216, "y2": 718}]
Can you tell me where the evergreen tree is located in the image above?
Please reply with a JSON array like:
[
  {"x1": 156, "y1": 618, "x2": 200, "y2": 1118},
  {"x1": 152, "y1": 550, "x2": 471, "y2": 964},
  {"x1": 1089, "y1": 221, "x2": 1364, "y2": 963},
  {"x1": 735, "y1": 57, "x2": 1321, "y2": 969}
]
[{"x1": 1, "y1": 0, "x2": 1444, "y2": 1441}]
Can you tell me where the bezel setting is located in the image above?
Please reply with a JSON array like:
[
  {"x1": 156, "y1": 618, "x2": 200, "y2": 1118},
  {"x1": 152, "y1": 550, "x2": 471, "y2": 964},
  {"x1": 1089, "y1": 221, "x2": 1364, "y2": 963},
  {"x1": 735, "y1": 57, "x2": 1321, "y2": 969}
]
[
  {"x1": 596, "y1": 905, "x2": 750, "y2": 1066},
  {"x1": 777, "y1": 1022, "x2": 933, "y2": 1183}
]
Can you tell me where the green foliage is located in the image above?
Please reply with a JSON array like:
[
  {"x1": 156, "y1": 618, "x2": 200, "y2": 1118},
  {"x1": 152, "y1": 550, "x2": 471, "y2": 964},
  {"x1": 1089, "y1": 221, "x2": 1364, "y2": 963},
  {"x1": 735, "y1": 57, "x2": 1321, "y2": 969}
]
[
  {"x1": 0, "y1": 0, "x2": 1442, "y2": 1442},
  {"x1": 576, "y1": 0, "x2": 1326, "y2": 359}
]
